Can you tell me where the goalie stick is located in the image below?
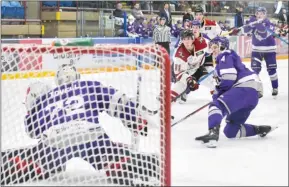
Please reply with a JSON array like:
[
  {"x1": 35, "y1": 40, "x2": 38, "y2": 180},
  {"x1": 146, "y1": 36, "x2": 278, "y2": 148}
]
[{"x1": 142, "y1": 70, "x2": 214, "y2": 115}]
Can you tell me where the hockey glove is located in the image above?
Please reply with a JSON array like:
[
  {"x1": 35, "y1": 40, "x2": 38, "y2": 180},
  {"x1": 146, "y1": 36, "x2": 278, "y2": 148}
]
[
  {"x1": 187, "y1": 76, "x2": 199, "y2": 91},
  {"x1": 122, "y1": 117, "x2": 148, "y2": 136},
  {"x1": 229, "y1": 28, "x2": 241, "y2": 36}
]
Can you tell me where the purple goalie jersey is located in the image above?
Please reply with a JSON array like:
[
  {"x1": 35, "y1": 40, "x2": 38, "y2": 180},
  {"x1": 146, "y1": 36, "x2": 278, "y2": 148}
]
[
  {"x1": 243, "y1": 18, "x2": 276, "y2": 53},
  {"x1": 214, "y1": 50, "x2": 260, "y2": 96},
  {"x1": 25, "y1": 80, "x2": 137, "y2": 138}
]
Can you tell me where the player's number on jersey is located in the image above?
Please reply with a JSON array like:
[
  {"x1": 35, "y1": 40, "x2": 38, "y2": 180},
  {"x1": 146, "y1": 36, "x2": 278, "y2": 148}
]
[{"x1": 45, "y1": 96, "x2": 85, "y2": 119}]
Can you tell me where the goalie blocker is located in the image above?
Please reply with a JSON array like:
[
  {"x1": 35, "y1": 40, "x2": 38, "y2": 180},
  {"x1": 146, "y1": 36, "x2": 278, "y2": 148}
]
[{"x1": 1, "y1": 64, "x2": 159, "y2": 186}]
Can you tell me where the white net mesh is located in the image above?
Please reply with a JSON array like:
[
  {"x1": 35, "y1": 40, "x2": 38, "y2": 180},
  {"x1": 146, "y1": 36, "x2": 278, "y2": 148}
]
[{"x1": 1, "y1": 44, "x2": 171, "y2": 186}]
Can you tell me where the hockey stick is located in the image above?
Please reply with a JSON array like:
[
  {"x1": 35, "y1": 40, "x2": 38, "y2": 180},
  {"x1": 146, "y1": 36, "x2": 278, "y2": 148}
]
[
  {"x1": 142, "y1": 70, "x2": 214, "y2": 115},
  {"x1": 221, "y1": 19, "x2": 265, "y2": 37},
  {"x1": 275, "y1": 1, "x2": 283, "y2": 14},
  {"x1": 131, "y1": 61, "x2": 142, "y2": 151},
  {"x1": 266, "y1": 27, "x2": 289, "y2": 45},
  {"x1": 171, "y1": 102, "x2": 211, "y2": 127}
]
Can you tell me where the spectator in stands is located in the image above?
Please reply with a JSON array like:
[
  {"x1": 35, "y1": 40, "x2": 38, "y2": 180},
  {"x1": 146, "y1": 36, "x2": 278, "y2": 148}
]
[
  {"x1": 153, "y1": 16, "x2": 171, "y2": 55},
  {"x1": 171, "y1": 20, "x2": 183, "y2": 38},
  {"x1": 112, "y1": 2, "x2": 127, "y2": 37},
  {"x1": 131, "y1": 3, "x2": 145, "y2": 25},
  {"x1": 218, "y1": 21, "x2": 226, "y2": 31},
  {"x1": 234, "y1": 7, "x2": 244, "y2": 27},
  {"x1": 147, "y1": 17, "x2": 157, "y2": 37},
  {"x1": 182, "y1": 7, "x2": 194, "y2": 24},
  {"x1": 127, "y1": 14, "x2": 138, "y2": 38},
  {"x1": 135, "y1": 18, "x2": 149, "y2": 38},
  {"x1": 159, "y1": 2, "x2": 172, "y2": 27},
  {"x1": 224, "y1": 20, "x2": 231, "y2": 30},
  {"x1": 279, "y1": 8, "x2": 288, "y2": 24},
  {"x1": 176, "y1": 1, "x2": 190, "y2": 12}
]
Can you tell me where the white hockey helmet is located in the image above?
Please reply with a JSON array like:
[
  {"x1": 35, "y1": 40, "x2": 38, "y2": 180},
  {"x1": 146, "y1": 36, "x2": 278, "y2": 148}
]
[
  {"x1": 25, "y1": 81, "x2": 51, "y2": 112},
  {"x1": 55, "y1": 64, "x2": 80, "y2": 86}
]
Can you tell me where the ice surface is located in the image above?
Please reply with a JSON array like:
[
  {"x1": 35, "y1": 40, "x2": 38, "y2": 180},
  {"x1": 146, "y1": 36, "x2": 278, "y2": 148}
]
[
  {"x1": 1, "y1": 59, "x2": 288, "y2": 186},
  {"x1": 171, "y1": 59, "x2": 288, "y2": 186}
]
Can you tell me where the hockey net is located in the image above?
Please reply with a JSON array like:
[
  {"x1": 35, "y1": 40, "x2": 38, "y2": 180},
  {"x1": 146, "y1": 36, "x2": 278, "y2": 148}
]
[{"x1": 1, "y1": 44, "x2": 171, "y2": 186}]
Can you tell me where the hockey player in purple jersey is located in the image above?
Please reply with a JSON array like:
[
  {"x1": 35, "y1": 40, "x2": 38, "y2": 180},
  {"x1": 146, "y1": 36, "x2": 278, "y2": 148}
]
[
  {"x1": 241, "y1": 7, "x2": 279, "y2": 96},
  {"x1": 1, "y1": 64, "x2": 159, "y2": 185},
  {"x1": 195, "y1": 36, "x2": 276, "y2": 148}
]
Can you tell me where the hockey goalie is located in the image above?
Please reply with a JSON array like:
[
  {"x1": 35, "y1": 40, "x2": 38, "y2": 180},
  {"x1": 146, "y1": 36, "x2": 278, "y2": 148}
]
[
  {"x1": 171, "y1": 28, "x2": 215, "y2": 104},
  {"x1": 1, "y1": 64, "x2": 159, "y2": 186}
]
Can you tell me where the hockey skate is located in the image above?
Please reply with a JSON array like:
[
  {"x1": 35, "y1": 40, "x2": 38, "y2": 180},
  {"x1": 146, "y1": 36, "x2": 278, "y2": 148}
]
[
  {"x1": 254, "y1": 125, "x2": 278, "y2": 138},
  {"x1": 272, "y1": 88, "x2": 278, "y2": 97},
  {"x1": 195, "y1": 125, "x2": 220, "y2": 148},
  {"x1": 179, "y1": 93, "x2": 187, "y2": 104}
]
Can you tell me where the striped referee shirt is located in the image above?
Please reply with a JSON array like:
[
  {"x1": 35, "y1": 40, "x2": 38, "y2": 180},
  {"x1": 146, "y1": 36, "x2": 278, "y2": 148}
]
[{"x1": 153, "y1": 25, "x2": 171, "y2": 43}]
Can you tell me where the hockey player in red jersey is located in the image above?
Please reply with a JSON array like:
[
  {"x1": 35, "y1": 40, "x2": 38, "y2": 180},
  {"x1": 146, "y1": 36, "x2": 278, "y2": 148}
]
[
  {"x1": 191, "y1": 20, "x2": 215, "y2": 95},
  {"x1": 194, "y1": 6, "x2": 223, "y2": 40},
  {"x1": 171, "y1": 29, "x2": 214, "y2": 104}
]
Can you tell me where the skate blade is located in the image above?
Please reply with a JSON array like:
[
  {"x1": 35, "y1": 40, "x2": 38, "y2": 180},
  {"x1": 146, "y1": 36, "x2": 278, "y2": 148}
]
[
  {"x1": 259, "y1": 126, "x2": 279, "y2": 137},
  {"x1": 204, "y1": 140, "x2": 218, "y2": 148}
]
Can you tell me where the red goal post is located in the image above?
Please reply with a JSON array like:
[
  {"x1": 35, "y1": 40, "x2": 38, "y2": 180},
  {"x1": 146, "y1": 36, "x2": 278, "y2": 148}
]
[{"x1": 1, "y1": 44, "x2": 171, "y2": 186}]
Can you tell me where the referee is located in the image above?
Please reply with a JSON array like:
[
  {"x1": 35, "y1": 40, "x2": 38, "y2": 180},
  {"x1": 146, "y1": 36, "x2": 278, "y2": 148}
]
[{"x1": 153, "y1": 16, "x2": 171, "y2": 55}]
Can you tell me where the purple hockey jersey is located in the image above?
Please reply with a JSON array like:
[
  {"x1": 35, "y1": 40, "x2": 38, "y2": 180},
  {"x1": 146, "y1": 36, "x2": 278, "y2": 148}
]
[
  {"x1": 243, "y1": 18, "x2": 276, "y2": 53},
  {"x1": 135, "y1": 22, "x2": 148, "y2": 38},
  {"x1": 25, "y1": 80, "x2": 137, "y2": 138},
  {"x1": 214, "y1": 50, "x2": 261, "y2": 96},
  {"x1": 127, "y1": 22, "x2": 136, "y2": 33}
]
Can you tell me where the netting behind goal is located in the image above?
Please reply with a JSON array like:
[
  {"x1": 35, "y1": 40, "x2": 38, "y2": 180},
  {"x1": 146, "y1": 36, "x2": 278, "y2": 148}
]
[{"x1": 1, "y1": 44, "x2": 171, "y2": 186}]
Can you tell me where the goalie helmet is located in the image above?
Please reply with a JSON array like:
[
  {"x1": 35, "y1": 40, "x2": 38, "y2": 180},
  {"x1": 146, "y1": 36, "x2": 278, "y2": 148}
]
[
  {"x1": 209, "y1": 36, "x2": 229, "y2": 51},
  {"x1": 55, "y1": 64, "x2": 80, "y2": 86},
  {"x1": 25, "y1": 81, "x2": 51, "y2": 112}
]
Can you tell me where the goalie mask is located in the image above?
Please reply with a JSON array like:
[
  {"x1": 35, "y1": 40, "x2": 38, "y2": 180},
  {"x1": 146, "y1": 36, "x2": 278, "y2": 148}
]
[
  {"x1": 25, "y1": 81, "x2": 51, "y2": 112},
  {"x1": 55, "y1": 64, "x2": 80, "y2": 86}
]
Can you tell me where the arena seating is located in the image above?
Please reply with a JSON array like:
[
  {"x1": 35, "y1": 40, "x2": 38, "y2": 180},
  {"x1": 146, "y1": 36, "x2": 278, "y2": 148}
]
[
  {"x1": 42, "y1": 1, "x2": 76, "y2": 7},
  {"x1": 1, "y1": 1, "x2": 25, "y2": 19}
]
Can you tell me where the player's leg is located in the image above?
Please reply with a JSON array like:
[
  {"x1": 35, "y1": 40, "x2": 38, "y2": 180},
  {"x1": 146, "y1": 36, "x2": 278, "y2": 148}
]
[
  {"x1": 1, "y1": 142, "x2": 67, "y2": 185},
  {"x1": 195, "y1": 87, "x2": 259, "y2": 147},
  {"x1": 251, "y1": 52, "x2": 263, "y2": 75},
  {"x1": 223, "y1": 108, "x2": 274, "y2": 139},
  {"x1": 80, "y1": 134, "x2": 159, "y2": 185},
  {"x1": 264, "y1": 52, "x2": 278, "y2": 96}
]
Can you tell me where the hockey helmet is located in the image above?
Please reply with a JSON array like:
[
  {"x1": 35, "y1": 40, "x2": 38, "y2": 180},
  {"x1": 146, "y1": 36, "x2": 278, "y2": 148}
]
[
  {"x1": 209, "y1": 36, "x2": 229, "y2": 51},
  {"x1": 55, "y1": 64, "x2": 80, "y2": 86},
  {"x1": 256, "y1": 7, "x2": 267, "y2": 14},
  {"x1": 181, "y1": 29, "x2": 194, "y2": 40},
  {"x1": 191, "y1": 20, "x2": 201, "y2": 27}
]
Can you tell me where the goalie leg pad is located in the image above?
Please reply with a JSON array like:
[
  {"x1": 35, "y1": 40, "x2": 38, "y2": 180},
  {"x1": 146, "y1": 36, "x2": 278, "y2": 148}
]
[{"x1": 104, "y1": 148, "x2": 160, "y2": 186}]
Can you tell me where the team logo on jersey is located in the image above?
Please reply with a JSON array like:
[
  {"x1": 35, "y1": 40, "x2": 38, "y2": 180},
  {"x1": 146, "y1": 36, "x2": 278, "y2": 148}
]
[
  {"x1": 205, "y1": 27, "x2": 212, "y2": 30},
  {"x1": 178, "y1": 52, "x2": 185, "y2": 58},
  {"x1": 196, "y1": 50, "x2": 204, "y2": 56}
]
